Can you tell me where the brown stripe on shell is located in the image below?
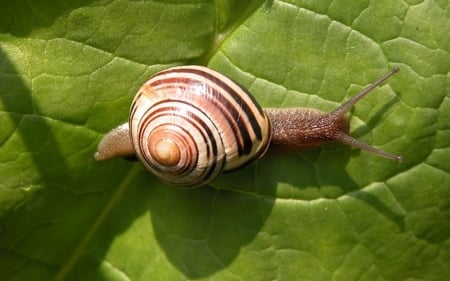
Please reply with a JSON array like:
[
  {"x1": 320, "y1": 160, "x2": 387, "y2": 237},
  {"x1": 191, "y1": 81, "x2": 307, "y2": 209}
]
[
  {"x1": 129, "y1": 65, "x2": 272, "y2": 187},
  {"x1": 131, "y1": 98, "x2": 227, "y2": 187},
  {"x1": 146, "y1": 77, "x2": 250, "y2": 155},
  {"x1": 155, "y1": 66, "x2": 267, "y2": 141},
  {"x1": 148, "y1": 66, "x2": 269, "y2": 157},
  {"x1": 139, "y1": 102, "x2": 219, "y2": 171}
]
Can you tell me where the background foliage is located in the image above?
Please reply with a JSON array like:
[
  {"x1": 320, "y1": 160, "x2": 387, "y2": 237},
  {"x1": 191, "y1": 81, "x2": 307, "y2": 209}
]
[{"x1": 0, "y1": 0, "x2": 449, "y2": 280}]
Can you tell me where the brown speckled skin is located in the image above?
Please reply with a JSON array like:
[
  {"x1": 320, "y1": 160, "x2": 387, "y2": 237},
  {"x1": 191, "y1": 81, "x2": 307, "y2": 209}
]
[{"x1": 265, "y1": 108, "x2": 349, "y2": 152}]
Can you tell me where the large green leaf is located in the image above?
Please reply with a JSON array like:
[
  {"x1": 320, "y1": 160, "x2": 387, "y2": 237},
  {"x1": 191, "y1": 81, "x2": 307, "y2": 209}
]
[{"x1": 1, "y1": 0, "x2": 449, "y2": 280}]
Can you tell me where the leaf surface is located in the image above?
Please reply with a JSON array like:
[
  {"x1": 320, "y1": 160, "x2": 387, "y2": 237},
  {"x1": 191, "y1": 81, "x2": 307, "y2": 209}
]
[{"x1": 0, "y1": 0, "x2": 449, "y2": 280}]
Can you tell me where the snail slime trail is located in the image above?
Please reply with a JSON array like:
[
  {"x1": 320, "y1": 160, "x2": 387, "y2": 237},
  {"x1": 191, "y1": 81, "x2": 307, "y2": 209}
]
[{"x1": 95, "y1": 66, "x2": 403, "y2": 188}]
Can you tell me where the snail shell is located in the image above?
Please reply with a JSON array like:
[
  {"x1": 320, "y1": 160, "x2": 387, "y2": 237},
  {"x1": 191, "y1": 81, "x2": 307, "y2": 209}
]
[
  {"x1": 97, "y1": 66, "x2": 272, "y2": 187},
  {"x1": 95, "y1": 65, "x2": 402, "y2": 188}
]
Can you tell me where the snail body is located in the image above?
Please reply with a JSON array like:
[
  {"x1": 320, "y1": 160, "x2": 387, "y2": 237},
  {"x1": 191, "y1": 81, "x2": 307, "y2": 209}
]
[{"x1": 95, "y1": 65, "x2": 402, "y2": 188}]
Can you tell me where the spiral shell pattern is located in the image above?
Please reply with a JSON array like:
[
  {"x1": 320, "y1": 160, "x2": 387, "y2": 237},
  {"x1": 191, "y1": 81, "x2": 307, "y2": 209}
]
[{"x1": 129, "y1": 66, "x2": 272, "y2": 187}]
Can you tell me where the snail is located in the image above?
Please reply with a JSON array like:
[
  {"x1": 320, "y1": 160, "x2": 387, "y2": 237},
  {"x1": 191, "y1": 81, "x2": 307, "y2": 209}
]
[{"x1": 95, "y1": 65, "x2": 403, "y2": 188}]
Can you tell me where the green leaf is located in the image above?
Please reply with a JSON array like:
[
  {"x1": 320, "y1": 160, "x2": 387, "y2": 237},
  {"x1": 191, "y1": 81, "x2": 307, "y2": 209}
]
[{"x1": 1, "y1": 0, "x2": 449, "y2": 280}]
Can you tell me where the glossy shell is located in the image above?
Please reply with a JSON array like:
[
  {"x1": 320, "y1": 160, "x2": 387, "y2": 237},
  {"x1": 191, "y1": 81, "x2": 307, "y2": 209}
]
[{"x1": 130, "y1": 66, "x2": 272, "y2": 187}]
